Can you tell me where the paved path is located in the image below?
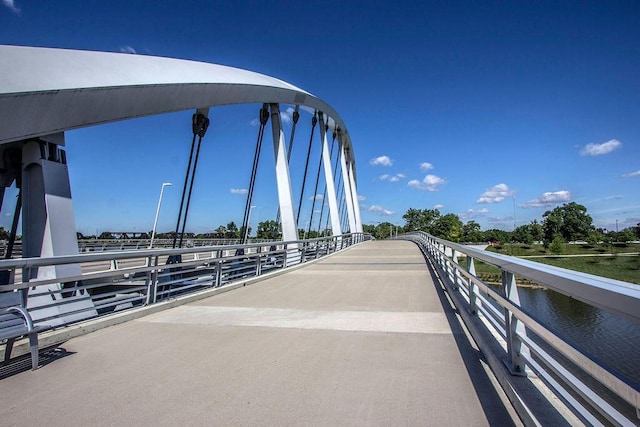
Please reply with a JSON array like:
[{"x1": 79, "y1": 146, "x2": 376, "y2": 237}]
[{"x1": 0, "y1": 240, "x2": 517, "y2": 426}]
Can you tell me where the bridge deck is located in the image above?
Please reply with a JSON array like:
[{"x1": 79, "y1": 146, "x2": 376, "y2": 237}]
[{"x1": 0, "y1": 240, "x2": 518, "y2": 426}]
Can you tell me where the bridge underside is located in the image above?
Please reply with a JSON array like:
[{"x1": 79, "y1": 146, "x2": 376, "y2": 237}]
[{"x1": 0, "y1": 241, "x2": 517, "y2": 425}]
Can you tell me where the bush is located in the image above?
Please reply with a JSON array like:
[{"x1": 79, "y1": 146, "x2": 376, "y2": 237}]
[{"x1": 550, "y1": 236, "x2": 564, "y2": 255}]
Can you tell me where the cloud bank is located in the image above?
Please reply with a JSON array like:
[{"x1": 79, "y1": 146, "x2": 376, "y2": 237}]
[
  {"x1": 407, "y1": 174, "x2": 445, "y2": 191},
  {"x1": 521, "y1": 190, "x2": 571, "y2": 208},
  {"x1": 230, "y1": 188, "x2": 248, "y2": 194},
  {"x1": 580, "y1": 139, "x2": 622, "y2": 156},
  {"x1": 477, "y1": 183, "x2": 514, "y2": 204},
  {"x1": 370, "y1": 155, "x2": 393, "y2": 167},
  {"x1": 368, "y1": 205, "x2": 395, "y2": 216}
]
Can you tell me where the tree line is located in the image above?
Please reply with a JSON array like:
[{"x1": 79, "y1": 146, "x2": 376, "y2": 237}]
[{"x1": 363, "y1": 202, "x2": 640, "y2": 245}]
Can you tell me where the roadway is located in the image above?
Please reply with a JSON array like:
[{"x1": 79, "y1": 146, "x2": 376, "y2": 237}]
[{"x1": 0, "y1": 240, "x2": 519, "y2": 426}]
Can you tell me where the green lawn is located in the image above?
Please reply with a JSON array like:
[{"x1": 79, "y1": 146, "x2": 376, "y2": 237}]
[{"x1": 460, "y1": 243, "x2": 640, "y2": 285}]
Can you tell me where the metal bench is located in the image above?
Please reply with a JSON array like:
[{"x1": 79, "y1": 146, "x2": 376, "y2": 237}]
[{"x1": 1, "y1": 291, "x2": 43, "y2": 370}]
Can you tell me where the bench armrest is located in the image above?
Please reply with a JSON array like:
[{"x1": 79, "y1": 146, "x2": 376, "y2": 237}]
[{"x1": 7, "y1": 306, "x2": 35, "y2": 331}]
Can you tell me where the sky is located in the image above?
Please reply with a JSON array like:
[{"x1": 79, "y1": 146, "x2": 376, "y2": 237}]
[{"x1": 1, "y1": 1, "x2": 639, "y2": 235}]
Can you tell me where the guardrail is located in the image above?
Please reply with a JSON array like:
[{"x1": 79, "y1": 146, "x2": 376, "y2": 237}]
[
  {"x1": 399, "y1": 232, "x2": 640, "y2": 426},
  {"x1": 0, "y1": 233, "x2": 368, "y2": 329}
]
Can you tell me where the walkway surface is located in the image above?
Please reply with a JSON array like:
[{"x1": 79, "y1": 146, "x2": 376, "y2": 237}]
[{"x1": 0, "y1": 240, "x2": 517, "y2": 426}]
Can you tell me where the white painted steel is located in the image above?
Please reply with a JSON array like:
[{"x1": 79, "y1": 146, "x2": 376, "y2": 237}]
[
  {"x1": 401, "y1": 231, "x2": 640, "y2": 424},
  {"x1": 339, "y1": 138, "x2": 357, "y2": 233},
  {"x1": 0, "y1": 45, "x2": 353, "y2": 156},
  {"x1": 269, "y1": 104, "x2": 299, "y2": 244},
  {"x1": 318, "y1": 113, "x2": 341, "y2": 237},
  {"x1": 347, "y1": 160, "x2": 363, "y2": 232}
]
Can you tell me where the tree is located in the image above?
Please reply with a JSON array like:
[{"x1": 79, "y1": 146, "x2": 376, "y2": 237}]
[
  {"x1": 257, "y1": 220, "x2": 280, "y2": 239},
  {"x1": 529, "y1": 220, "x2": 543, "y2": 243},
  {"x1": 542, "y1": 202, "x2": 594, "y2": 244},
  {"x1": 225, "y1": 221, "x2": 239, "y2": 239},
  {"x1": 402, "y1": 208, "x2": 440, "y2": 233},
  {"x1": 431, "y1": 213, "x2": 462, "y2": 241},
  {"x1": 461, "y1": 221, "x2": 482, "y2": 243},
  {"x1": 512, "y1": 224, "x2": 533, "y2": 244},
  {"x1": 484, "y1": 229, "x2": 509, "y2": 245}
]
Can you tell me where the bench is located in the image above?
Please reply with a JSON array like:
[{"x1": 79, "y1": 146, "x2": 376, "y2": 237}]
[{"x1": 1, "y1": 291, "x2": 42, "y2": 370}]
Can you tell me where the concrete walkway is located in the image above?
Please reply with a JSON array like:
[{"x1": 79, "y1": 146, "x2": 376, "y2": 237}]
[{"x1": 0, "y1": 240, "x2": 518, "y2": 426}]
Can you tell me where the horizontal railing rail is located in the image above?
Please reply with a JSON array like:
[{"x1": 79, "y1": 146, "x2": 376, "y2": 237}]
[
  {"x1": 0, "y1": 233, "x2": 369, "y2": 330},
  {"x1": 399, "y1": 231, "x2": 640, "y2": 426}
]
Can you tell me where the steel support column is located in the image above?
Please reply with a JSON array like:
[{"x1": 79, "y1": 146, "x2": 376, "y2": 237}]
[
  {"x1": 21, "y1": 135, "x2": 97, "y2": 325},
  {"x1": 269, "y1": 104, "x2": 298, "y2": 244},
  {"x1": 347, "y1": 159, "x2": 363, "y2": 232},
  {"x1": 338, "y1": 133, "x2": 357, "y2": 233},
  {"x1": 318, "y1": 112, "x2": 341, "y2": 236}
]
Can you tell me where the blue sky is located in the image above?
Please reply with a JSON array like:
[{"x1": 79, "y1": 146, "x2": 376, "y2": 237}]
[{"x1": 2, "y1": 1, "x2": 639, "y2": 235}]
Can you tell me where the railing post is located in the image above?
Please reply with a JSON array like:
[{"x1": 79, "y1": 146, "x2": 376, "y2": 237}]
[
  {"x1": 256, "y1": 246, "x2": 262, "y2": 276},
  {"x1": 467, "y1": 257, "x2": 478, "y2": 315},
  {"x1": 451, "y1": 249, "x2": 461, "y2": 290},
  {"x1": 502, "y1": 270, "x2": 529, "y2": 376},
  {"x1": 147, "y1": 255, "x2": 159, "y2": 304}
]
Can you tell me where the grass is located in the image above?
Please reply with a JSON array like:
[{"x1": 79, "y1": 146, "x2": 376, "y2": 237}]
[{"x1": 461, "y1": 243, "x2": 640, "y2": 285}]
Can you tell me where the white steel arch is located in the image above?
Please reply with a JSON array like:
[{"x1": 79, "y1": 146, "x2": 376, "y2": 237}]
[{"x1": 0, "y1": 45, "x2": 361, "y2": 323}]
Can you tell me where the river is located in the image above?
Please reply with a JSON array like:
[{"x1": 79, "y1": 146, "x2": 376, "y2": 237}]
[{"x1": 514, "y1": 286, "x2": 640, "y2": 387}]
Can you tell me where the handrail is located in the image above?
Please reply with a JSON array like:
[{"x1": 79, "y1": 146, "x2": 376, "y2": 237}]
[
  {"x1": 0, "y1": 233, "x2": 369, "y2": 329},
  {"x1": 399, "y1": 231, "x2": 640, "y2": 425}
]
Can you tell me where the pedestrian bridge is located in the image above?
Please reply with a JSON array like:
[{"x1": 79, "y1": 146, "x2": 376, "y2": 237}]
[
  {"x1": 0, "y1": 240, "x2": 527, "y2": 425},
  {"x1": 1, "y1": 46, "x2": 640, "y2": 426},
  {"x1": 2, "y1": 236, "x2": 640, "y2": 426}
]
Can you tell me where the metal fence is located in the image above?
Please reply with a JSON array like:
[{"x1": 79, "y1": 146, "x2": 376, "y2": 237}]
[
  {"x1": 0, "y1": 233, "x2": 368, "y2": 329},
  {"x1": 400, "y1": 231, "x2": 640, "y2": 426}
]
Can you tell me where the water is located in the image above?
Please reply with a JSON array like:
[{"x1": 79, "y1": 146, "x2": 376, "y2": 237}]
[{"x1": 515, "y1": 287, "x2": 640, "y2": 387}]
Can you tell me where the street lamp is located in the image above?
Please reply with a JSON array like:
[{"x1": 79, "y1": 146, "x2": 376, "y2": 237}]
[{"x1": 149, "y1": 182, "x2": 172, "y2": 248}]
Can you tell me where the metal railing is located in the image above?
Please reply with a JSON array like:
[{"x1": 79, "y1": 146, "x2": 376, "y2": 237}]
[
  {"x1": 400, "y1": 231, "x2": 640, "y2": 426},
  {"x1": 0, "y1": 233, "x2": 368, "y2": 329}
]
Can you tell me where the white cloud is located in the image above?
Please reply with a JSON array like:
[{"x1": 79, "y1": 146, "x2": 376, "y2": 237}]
[
  {"x1": 460, "y1": 208, "x2": 489, "y2": 220},
  {"x1": 280, "y1": 107, "x2": 295, "y2": 124},
  {"x1": 368, "y1": 205, "x2": 395, "y2": 216},
  {"x1": 119, "y1": 45, "x2": 137, "y2": 54},
  {"x1": 230, "y1": 188, "x2": 248, "y2": 194},
  {"x1": 433, "y1": 204, "x2": 444, "y2": 209},
  {"x1": 476, "y1": 183, "x2": 514, "y2": 204},
  {"x1": 250, "y1": 118, "x2": 260, "y2": 127},
  {"x1": 521, "y1": 190, "x2": 572, "y2": 208},
  {"x1": 419, "y1": 162, "x2": 434, "y2": 171},
  {"x1": 358, "y1": 195, "x2": 366, "y2": 201},
  {"x1": 623, "y1": 170, "x2": 640, "y2": 178},
  {"x1": 388, "y1": 173, "x2": 405, "y2": 182},
  {"x1": 379, "y1": 174, "x2": 389, "y2": 181},
  {"x1": 408, "y1": 174, "x2": 445, "y2": 191},
  {"x1": 2, "y1": 0, "x2": 20, "y2": 13},
  {"x1": 309, "y1": 194, "x2": 324, "y2": 201},
  {"x1": 370, "y1": 155, "x2": 393, "y2": 167},
  {"x1": 580, "y1": 139, "x2": 622, "y2": 156}
]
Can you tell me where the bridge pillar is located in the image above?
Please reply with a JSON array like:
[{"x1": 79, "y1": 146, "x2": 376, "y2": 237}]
[
  {"x1": 338, "y1": 132, "x2": 357, "y2": 233},
  {"x1": 317, "y1": 112, "x2": 341, "y2": 237},
  {"x1": 269, "y1": 104, "x2": 298, "y2": 244},
  {"x1": 21, "y1": 135, "x2": 97, "y2": 325}
]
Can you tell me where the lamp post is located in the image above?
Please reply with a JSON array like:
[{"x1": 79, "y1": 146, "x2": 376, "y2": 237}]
[{"x1": 150, "y1": 182, "x2": 172, "y2": 248}]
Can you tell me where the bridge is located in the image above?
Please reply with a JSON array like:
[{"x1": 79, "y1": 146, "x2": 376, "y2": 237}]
[{"x1": 1, "y1": 46, "x2": 640, "y2": 426}]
